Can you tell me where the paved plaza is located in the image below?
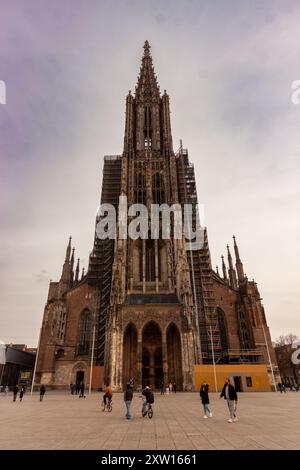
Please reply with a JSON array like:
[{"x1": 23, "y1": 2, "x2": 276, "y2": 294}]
[{"x1": 0, "y1": 391, "x2": 299, "y2": 450}]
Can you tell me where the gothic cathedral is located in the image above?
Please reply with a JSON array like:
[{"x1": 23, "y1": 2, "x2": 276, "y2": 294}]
[{"x1": 36, "y1": 42, "x2": 277, "y2": 391}]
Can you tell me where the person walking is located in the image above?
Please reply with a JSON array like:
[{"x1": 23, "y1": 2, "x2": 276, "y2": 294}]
[
  {"x1": 13, "y1": 384, "x2": 19, "y2": 402},
  {"x1": 40, "y1": 384, "x2": 46, "y2": 402},
  {"x1": 124, "y1": 382, "x2": 133, "y2": 419},
  {"x1": 79, "y1": 382, "x2": 86, "y2": 398},
  {"x1": 173, "y1": 382, "x2": 177, "y2": 393},
  {"x1": 19, "y1": 386, "x2": 25, "y2": 402},
  {"x1": 200, "y1": 381, "x2": 212, "y2": 418},
  {"x1": 159, "y1": 380, "x2": 164, "y2": 395},
  {"x1": 220, "y1": 378, "x2": 238, "y2": 423}
]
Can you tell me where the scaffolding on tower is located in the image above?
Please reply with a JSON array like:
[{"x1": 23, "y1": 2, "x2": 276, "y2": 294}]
[
  {"x1": 176, "y1": 144, "x2": 221, "y2": 364},
  {"x1": 87, "y1": 155, "x2": 122, "y2": 365}
]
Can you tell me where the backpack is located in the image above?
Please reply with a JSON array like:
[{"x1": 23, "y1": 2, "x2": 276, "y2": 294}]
[{"x1": 147, "y1": 390, "x2": 154, "y2": 404}]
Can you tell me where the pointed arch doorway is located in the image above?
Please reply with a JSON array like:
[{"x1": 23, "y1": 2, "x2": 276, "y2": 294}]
[
  {"x1": 167, "y1": 323, "x2": 183, "y2": 391},
  {"x1": 142, "y1": 322, "x2": 163, "y2": 389},
  {"x1": 122, "y1": 323, "x2": 137, "y2": 388}
]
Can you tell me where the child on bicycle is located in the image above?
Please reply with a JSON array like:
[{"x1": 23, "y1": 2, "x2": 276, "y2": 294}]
[
  {"x1": 103, "y1": 385, "x2": 113, "y2": 406},
  {"x1": 142, "y1": 385, "x2": 154, "y2": 417}
]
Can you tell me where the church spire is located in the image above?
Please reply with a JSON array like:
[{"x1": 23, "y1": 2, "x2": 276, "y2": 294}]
[
  {"x1": 221, "y1": 255, "x2": 228, "y2": 282},
  {"x1": 135, "y1": 40, "x2": 160, "y2": 102},
  {"x1": 70, "y1": 248, "x2": 75, "y2": 270},
  {"x1": 233, "y1": 235, "x2": 245, "y2": 283},
  {"x1": 124, "y1": 41, "x2": 173, "y2": 155},
  {"x1": 70, "y1": 248, "x2": 75, "y2": 284},
  {"x1": 227, "y1": 245, "x2": 238, "y2": 289},
  {"x1": 60, "y1": 237, "x2": 73, "y2": 288},
  {"x1": 75, "y1": 258, "x2": 80, "y2": 283},
  {"x1": 65, "y1": 236, "x2": 72, "y2": 262}
]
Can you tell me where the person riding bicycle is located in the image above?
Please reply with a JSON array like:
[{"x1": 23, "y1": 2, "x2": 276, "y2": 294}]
[
  {"x1": 103, "y1": 385, "x2": 113, "y2": 406},
  {"x1": 142, "y1": 385, "x2": 154, "y2": 417}
]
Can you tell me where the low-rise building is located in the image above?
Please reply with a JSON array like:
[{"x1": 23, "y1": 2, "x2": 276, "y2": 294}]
[{"x1": 0, "y1": 344, "x2": 36, "y2": 389}]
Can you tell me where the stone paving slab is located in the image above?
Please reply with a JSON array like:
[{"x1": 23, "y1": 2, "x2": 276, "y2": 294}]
[{"x1": 0, "y1": 391, "x2": 299, "y2": 450}]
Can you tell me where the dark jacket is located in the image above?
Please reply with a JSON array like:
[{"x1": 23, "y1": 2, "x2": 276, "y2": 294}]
[
  {"x1": 40, "y1": 385, "x2": 46, "y2": 395},
  {"x1": 142, "y1": 388, "x2": 154, "y2": 404},
  {"x1": 199, "y1": 384, "x2": 209, "y2": 404},
  {"x1": 124, "y1": 387, "x2": 133, "y2": 401},
  {"x1": 220, "y1": 383, "x2": 238, "y2": 401}
]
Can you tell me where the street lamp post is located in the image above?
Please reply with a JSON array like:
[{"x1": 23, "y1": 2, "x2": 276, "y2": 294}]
[
  {"x1": 31, "y1": 328, "x2": 42, "y2": 395},
  {"x1": 209, "y1": 322, "x2": 218, "y2": 393},
  {"x1": 89, "y1": 318, "x2": 96, "y2": 396},
  {"x1": 203, "y1": 302, "x2": 219, "y2": 393},
  {"x1": 262, "y1": 324, "x2": 277, "y2": 392}
]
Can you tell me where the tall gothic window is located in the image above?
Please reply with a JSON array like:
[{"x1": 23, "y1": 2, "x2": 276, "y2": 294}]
[
  {"x1": 217, "y1": 308, "x2": 229, "y2": 352},
  {"x1": 144, "y1": 107, "x2": 152, "y2": 149},
  {"x1": 139, "y1": 241, "x2": 143, "y2": 282},
  {"x1": 152, "y1": 172, "x2": 165, "y2": 204},
  {"x1": 145, "y1": 239, "x2": 155, "y2": 282},
  {"x1": 58, "y1": 309, "x2": 66, "y2": 342},
  {"x1": 237, "y1": 306, "x2": 252, "y2": 350},
  {"x1": 158, "y1": 241, "x2": 165, "y2": 282},
  {"x1": 144, "y1": 137, "x2": 152, "y2": 149},
  {"x1": 78, "y1": 310, "x2": 92, "y2": 355},
  {"x1": 135, "y1": 172, "x2": 146, "y2": 204}
]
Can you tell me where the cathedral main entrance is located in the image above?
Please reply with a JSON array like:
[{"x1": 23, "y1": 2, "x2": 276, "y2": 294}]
[
  {"x1": 122, "y1": 323, "x2": 137, "y2": 386},
  {"x1": 142, "y1": 322, "x2": 163, "y2": 389},
  {"x1": 122, "y1": 319, "x2": 183, "y2": 390},
  {"x1": 167, "y1": 323, "x2": 183, "y2": 388}
]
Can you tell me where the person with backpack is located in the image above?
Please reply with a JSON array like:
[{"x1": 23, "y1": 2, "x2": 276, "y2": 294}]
[
  {"x1": 200, "y1": 381, "x2": 212, "y2": 418},
  {"x1": 142, "y1": 385, "x2": 154, "y2": 417}
]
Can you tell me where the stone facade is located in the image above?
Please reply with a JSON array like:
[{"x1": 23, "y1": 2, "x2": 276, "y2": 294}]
[
  {"x1": 35, "y1": 41, "x2": 278, "y2": 391},
  {"x1": 35, "y1": 243, "x2": 99, "y2": 388}
]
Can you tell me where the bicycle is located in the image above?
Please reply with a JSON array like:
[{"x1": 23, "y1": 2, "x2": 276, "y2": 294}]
[{"x1": 101, "y1": 397, "x2": 112, "y2": 412}]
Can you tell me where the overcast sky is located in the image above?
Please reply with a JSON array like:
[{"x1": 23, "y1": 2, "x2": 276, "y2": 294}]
[{"x1": 0, "y1": 0, "x2": 300, "y2": 346}]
